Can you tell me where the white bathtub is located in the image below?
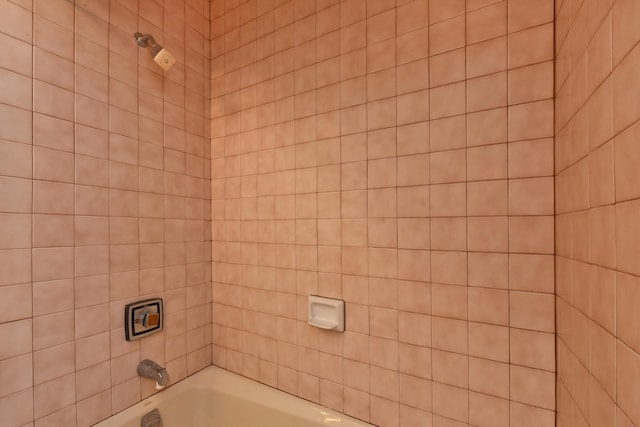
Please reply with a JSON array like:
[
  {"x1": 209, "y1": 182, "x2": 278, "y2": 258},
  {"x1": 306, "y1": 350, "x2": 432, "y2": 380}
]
[{"x1": 94, "y1": 366, "x2": 373, "y2": 427}]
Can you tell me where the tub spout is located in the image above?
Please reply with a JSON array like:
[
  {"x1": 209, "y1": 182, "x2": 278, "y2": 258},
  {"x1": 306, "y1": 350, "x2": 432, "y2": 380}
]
[{"x1": 137, "y1": 359, "x2": 169, "y2": 389}]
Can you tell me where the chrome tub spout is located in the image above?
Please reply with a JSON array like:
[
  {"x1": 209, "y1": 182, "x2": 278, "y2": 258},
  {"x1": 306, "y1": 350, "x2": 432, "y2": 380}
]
[{"x1": 137, "y1": 359, "x2": 169, "y2": 389}]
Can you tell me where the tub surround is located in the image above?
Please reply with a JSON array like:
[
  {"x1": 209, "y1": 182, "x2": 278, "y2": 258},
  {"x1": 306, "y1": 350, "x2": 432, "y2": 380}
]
[
  {"x1": 0, "y1": 0, "x2": 211, "y2": 425},
  {"x1": 2, "y1": 0, "x2": 640, "y2": 427},
  {"x1": 209, "y1": 1, "x2": 556, "y2": 426}
]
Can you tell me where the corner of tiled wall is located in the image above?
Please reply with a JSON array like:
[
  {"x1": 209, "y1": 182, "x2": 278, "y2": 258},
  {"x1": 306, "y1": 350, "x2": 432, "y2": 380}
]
[
  {"x1": 0, "y1": 0, "x2": 212, "y2": 425},
  {"x1": 555, "y1": 0, "x2": 640, "y2": 426}
]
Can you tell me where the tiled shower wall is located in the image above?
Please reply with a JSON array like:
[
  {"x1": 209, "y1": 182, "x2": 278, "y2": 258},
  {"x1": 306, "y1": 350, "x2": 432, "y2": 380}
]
[
  {"x1": 0, "y1": 0, "x2": 211, "y2": 425},
  {"x1": 555, "y1": 0, "x2": 640, "y2": 426},
  {"x1": 210, "y1": 1, "x2": 555, "y2": 426}
]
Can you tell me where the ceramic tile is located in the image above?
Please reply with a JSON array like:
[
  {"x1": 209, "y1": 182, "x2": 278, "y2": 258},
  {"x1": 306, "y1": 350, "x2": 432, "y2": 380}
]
[
  {"x1": 429, "y1": 0, "x2": 464, "y2": 24},
  {"x1": 616, "y1": 341, "x2": 640, "y2": 425},
  {"x1": 429, "y1": 15, "x2": 465, "y2": 56},
  {"x1": 508, "y1": 0, "x2": 553, "y2": 32},
  {"x1": 0, "y1": 2, "x2": 591, "y2": 426},
  {"x1": 466, "y1": 1, "x2": 507, "y2": 45},
  {"x1": 508, "y1": 23, "x2": 553, "y2": 68},
  {"x1": 0, "y1": 0, "x2": 33, "y2": 43},
  {"x1": 612, "y1": 0, "x2": 640, "y2": 66}
]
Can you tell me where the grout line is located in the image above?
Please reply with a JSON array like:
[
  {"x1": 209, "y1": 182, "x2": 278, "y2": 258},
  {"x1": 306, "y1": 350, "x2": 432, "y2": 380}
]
[{"x1": 30, "y1": 0, "x2": 35, "y2": 424}]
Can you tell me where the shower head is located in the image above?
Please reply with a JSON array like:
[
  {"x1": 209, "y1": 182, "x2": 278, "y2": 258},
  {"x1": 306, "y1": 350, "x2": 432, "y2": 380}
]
[{"x1": 134, "y1": 32, "x2": 176, "y2": 71}]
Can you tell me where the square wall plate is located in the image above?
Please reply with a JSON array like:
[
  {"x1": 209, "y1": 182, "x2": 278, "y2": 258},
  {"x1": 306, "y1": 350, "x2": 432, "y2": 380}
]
[{"x1": 124, "y1": 298, "x2": 163, "y2": 341}]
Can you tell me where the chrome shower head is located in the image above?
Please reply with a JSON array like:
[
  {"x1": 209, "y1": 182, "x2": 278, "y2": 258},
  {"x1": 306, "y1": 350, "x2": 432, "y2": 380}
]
[{"x1": 134, "y1": 32, "x2": 176, "y2": 71}]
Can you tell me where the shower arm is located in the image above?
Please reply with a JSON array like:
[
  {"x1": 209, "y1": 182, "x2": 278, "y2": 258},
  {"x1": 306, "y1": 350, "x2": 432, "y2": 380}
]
[
  {"x1": 135, "y1": 32, "x2": 159, "y2": 49},
  {"x1": 135, "y1": 32, "x2": 164, "y2": 58}
]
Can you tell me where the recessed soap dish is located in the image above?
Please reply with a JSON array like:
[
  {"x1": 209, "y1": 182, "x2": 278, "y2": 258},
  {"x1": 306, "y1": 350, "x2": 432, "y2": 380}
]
[{"x1": 308, "y1": 295, "x2": 344, "y2": 332}]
